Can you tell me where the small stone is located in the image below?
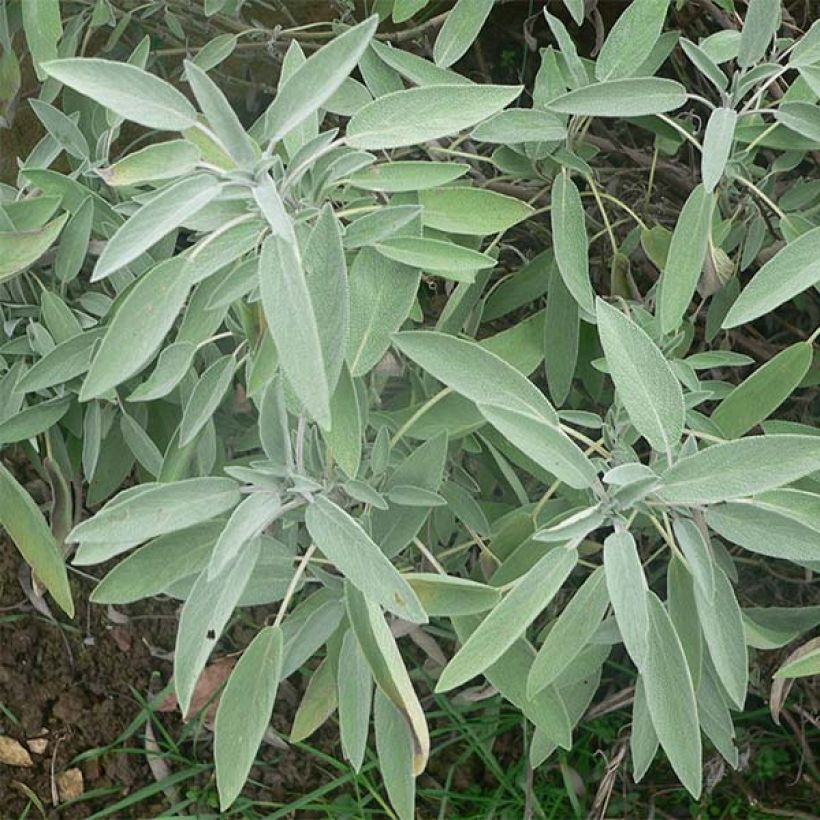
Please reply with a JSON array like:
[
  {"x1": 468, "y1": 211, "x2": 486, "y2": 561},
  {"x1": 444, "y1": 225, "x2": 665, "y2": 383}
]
[
  {"x1": 55, "y1": 768, "x2": 84, "y2": 803},
  {"x1": 26, "y1": 735, "x2": 48, "y2": 755},
  {"x1": 0, "y1": 735, "x2": 34, "y2": 767}
]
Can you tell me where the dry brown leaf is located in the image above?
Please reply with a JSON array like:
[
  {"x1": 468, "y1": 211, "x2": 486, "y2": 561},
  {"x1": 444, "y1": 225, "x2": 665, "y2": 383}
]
[
  {"x1": 0, "y1": 735, "x2": 34, "y2": 767},
  {"x1": 157, "y1": 656, "x2": 236, "y2": 723},
  {"x1": 54, "y1": 768, "x2": 84, "y2": 803}
]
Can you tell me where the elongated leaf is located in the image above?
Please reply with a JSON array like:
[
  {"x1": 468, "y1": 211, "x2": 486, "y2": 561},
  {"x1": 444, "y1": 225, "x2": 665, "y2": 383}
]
[
  {"x1": 259, "y1": 235, "x2": 331, "y2": 428},
  {"x1": 304, "y1": 204, "x2": 348, "y2": 393},
  {"x1": 0, "y1": 214, "x2": 68, "y2": 284},
  {"x1": 22, "y1": 0, "x2": 61, "y2": 80},
  {"x1": 604, "y1": 530, "x2": 649, "y2": 666},
  {"x1": 418, "y1": 187, "x2": 533, "y2": 236},
  {"x1": 452, "y1": 617, "x2": 573, "y2": 749},
  {"x1": 0, "y1": 462, "x2": 73, "y2": 617},
  {"x1": 374, "y1": 691, "x2": 416, "y2": 820},
  {"x1": 595, "y1": 0, "x2": 668, "y2": 81},
  {"x1": 99, "y1": 140, "x2": 201, "y2": 187},
  {"x1": 712, "y1": 342, "x2": 811, "y2": 439},
  {"x1": 175, "y1": 538, "x2": 260, "y2": 715},
  {"x1": 544, "y1": 264, "x2": 579, "y2": 406},
  {"x1": 701, "y1": 108, "x2": 736, "y2": 192},
  {"x1": 215, "y1": 626, "x2": 283, "y2": 810},
  {"x1": 433, "y1": 0, "x2": 494, "y2": 68},
  {"x1": 705, "y1": 501, "x2": 820, "y2": 563},
  {"x1": 0, "y1": 397, "x2": 71, "y2": 446},
  {"x1": 658, "y1": 435, "x2": 820, "y2": 505},
  {"x1": 672, "y1": 519, "x2": 715, "y2": 601},
  {"x1": 337, "y1": 630, "x2": 372, "y2": 772},
  {"x1": 347, "y1": 249, "x2": 420, "y2": 376},
  {"x1": 723, "y1": 225, "x2": 820, "y2": 327},
  {"x1": 93, "y1": 175, "x2": 220, "y2": 280},
  {"x1": 208, "y1": 492, "x2": 281, "y2": 580},
  {"x1": 596, "y1": 299, "x2": 684, "y2": 455},
  {"x1": 90, "y1": 522, "x2": 221, "y2": 604},
  {"x1": 643, "y1": 592, "x2": 702, "y2": 798},
  {"x1": 376, "y1": 237, "x2": 494, "y2": 279},
  {"x1": 43, "y1": 58, "x2": 198, "y2": 130},
  {"x1": 69, "y1": 477, "x2": 240, "y2": 548},
  {"x1": 369, "y1": 37, "x2": 470, "y2": 87},
  {"x1": 394, "y1": 330, "x2": 557, "y2": 422},
  {"x1": 179, "y1": 355, "x2": 236, "y2": 446},
  {"x1": 264, "y1": 17, "x2": 378, "y2": 143},
  {"x1": 185, "y1": 61, "x2": 257, "y2": 167},
  {"x1": 324, "y1": 366, "x2": 362, "y2": 478},
  {"x1": 347, "y1": 84, "x2": 521, "y2": 149},
  {"x1": 289, "y1": 657, "x2": 337, "y2": 742},
  {"x1": 436, "y1": 547, "x2": 577, "y2": 692},
  {"x1": 405, "y1": 574, "x2": 500, "y2": 616},
  {"x1": 16, "y1": 330, "x2": 103, "y2": 393},
  {"x1": 345, "y1": 584, "x2": 429, "y2": 774},
  {"x1": 551, "y1": 172, "x2": 594, "y2": 315},
  {"x1": 81, "y1": 258, "x2": 193, "y2": 400},
  {"x1": 775, "y1": 102, "x2": 820, "y2": 143},
  {"x1": 737, "y1": 0, "x2": 780, "y2": 67},
  {"x1": 306, "y1": 496, "x2": 426, "y2": 623},
  {"x1": 471, "y1": 108, "x2": 567, "y2": 143},
  {"x1": 477, "y1": 404, "x2": 598, "y2": 489},
  {"x1": 528, "y1": 567, "x2": 609, "y2": 697},
  {"x1": 694, "y1": 566, "x2": 747, "y2": 709},
  {"x1": 657, "y1": 184, "x2": 714, "y2": 333},
  {"x1": 349, "y1": 161, "x2": 469, "y2": 192},
  {"x1": 548, "y1": 78, "x2": 686, "y2": 117}
]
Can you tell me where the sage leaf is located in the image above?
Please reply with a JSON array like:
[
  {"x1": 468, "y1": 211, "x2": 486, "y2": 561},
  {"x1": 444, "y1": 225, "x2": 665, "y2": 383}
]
[
  {"x1": 337, "y1": 630, "x2": 372, "y2": 772},
  {"x1": 0, "y1": 462, "x2": 73, "y2": 617},
  {"x1": 92, "y1": 175, "x2": 221, "y2": 280},
  {"x1": 347, "y1": 83, "x2": 521, "y2": 149},
  {"x1": 712, "y1": 342, "x2": 812, "y2": 439},
  {"x1": 722, "y1": 225, "x2": 820, "y2": 327},
  {"x1": 595, "y1": 0, "x2": 668, "y2": 82},
  {"x1": 43, "y1": 58, "x2": 198, "y2": 130},
  {"x1": 643, "y1": 592, "x2": 702, "y2": 799},
  {"x1": 694, "y1": 567, "x2": 748, "y2": 709},
  {"x1": 69, "y1": 477, "x2": 240, "y2": 548},
  {"x1": 305, "y1": 496, "x2": 426, "y2": 624},
  {"x1": 174, "y1": 538, "x2": 260, "y2": 715},
  {"x1": 215, "y1": 626, "x2": 283, "y2": 810},
  {"x1": 658, "y1": 435, "x2": 820, "y2": 505},
  {"x1": 527, "y1": 567, "x2": 609, "y2": 697},
  {"x1": 737, "y1": 0, "x2": 780, "y2": 67},
  {"x1": 551, "y1": 172, "x2": 594, "y2": 315},
  {"x1": 701, "y1": 108, "x2": 736, "y2": 192},
  {"x1": 179, "y1": 354, "x2": 236, "y2": 447},
  {"x1": 263, "y1": 16, "x2": 378, "y2": 143},
  {"x1": 418, "y1": 187, "x2": 533, "y2": 236},
  {"x1": 81, "y1": 258, "x2": 193, "y2": 400},
  {"x1": 436, "y1": 547, "x2": 577, "y2": 692},
  {"x1": 259, "y1": 235, "x2": 331, "y2": 429},
  {"x1": 596, "y1": 299, "x2": 684, "y2": 456},
  {"x1": 433, "y1": 0, "x2": 494, "y2": 68},
  {"x1": 347, "y1": 249, "x2": 420, "y2": 376},
  {"x1": 604, "y1": 530, "x2": 649, "y2": 666},
  {"x1": 548, "y1": 78, "x2": 686, "y2": 117},
  {"x1": 657, "y1": 184, "x2": 714, "y2": 334}
]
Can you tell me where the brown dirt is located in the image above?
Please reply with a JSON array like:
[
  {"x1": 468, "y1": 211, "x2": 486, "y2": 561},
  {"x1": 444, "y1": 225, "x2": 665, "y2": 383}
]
[{"x1": 0, "y1": 538, "x2": 178, "y2": 818}]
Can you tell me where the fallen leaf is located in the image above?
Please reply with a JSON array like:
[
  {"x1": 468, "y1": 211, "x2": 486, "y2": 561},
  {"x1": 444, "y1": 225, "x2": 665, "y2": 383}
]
[
  {"x1": 157, "y1": 656, "x2": 236, "y2": 723},
  {"x1": 54, "y1": 768, "x2": 84, "y2": 803},
  {"x1": 0, "y1": 735, "x2": 34, "y2": 767}
]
